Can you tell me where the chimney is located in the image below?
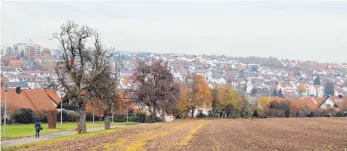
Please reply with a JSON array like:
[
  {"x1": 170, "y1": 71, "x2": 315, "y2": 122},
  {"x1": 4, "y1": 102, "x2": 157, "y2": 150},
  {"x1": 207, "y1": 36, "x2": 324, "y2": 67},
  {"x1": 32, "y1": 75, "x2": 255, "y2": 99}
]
[{"x1": 338, "y1": 94, "x2": 343, "y2": 98}]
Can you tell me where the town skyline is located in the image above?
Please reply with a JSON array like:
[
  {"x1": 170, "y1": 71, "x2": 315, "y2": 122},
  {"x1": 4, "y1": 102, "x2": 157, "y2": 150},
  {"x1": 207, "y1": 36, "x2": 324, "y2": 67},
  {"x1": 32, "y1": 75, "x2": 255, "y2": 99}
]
[{"x1": 2, "y1": 39, "x2": 347, "y2": 64}]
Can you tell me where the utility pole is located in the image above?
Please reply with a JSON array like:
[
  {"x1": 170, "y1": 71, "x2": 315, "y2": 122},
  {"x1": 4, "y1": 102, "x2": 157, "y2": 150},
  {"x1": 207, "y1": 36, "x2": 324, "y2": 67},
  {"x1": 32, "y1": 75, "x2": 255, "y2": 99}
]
[
  {"x1": 60, "y1": 93, "x2": 63, "y2": 130},
  {"x1": 126, "y1": 107, "x2": 129, "y2": 123},
  {"x1": 3, "y1": 85, "x2": 8, "y2": 137},
  {"x1": 92, "y1": 108, "x2": 95, "y2": 125},
  {"x1": 0, "y1": 86, "x2": 2, "y2": 126}
]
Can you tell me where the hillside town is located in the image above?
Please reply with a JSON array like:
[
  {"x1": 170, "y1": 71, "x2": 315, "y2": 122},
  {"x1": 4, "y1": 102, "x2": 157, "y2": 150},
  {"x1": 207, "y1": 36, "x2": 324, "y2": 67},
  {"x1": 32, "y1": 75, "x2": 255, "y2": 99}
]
[
  {"x1": 1, "y1": 40, "x2": 347, "y2": 120},
  {"x1": 2, "y1": 41, "x2": 347, "y2": 98}
]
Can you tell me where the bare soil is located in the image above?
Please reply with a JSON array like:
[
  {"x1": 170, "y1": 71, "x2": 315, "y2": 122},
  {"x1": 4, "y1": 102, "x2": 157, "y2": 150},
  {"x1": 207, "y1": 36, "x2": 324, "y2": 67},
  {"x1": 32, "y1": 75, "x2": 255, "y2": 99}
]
[{"x1": 17, "y1": 118, "x2": 347, "y2": 151}]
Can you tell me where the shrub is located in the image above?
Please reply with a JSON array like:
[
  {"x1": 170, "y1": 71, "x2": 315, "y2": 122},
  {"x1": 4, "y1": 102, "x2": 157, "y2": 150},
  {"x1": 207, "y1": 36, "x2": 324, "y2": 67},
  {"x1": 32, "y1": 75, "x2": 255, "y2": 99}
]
[
  {"x1": 57, "y1": 110, "x2": 79, "y2": 122},
  {"x1": 154, "y1": 116, "x2": 163, "y2": 122},
  {"x1": 67, "y1": 111, "x2": 79, "y2": 122},
  {"x1": 13, "y1": 108, "x2": 34, "y2": 124},
  {"x1": 196, "y1": 112, "x2": 207, "y2": 118},
  {"x1": 308, "y1": 112, "x2": 316, "y2": 117},
  {"x1": 336, "y1": 112, "x2": 344, "y2": 117},
  {"x1": 86, "y1": 112, "x2": 94, "y2": 121},
  {"x1": 252, "y1": 110, "x2": 259, "y2": 117},
  {"x1": 284, "y1": 109, "x2": 290, "y2": 118},
  {"x1": 114, "y1": 114, "x2": 127, "y2": 122},
  {"x1": 33, "y1": 111, "x2": 48, "y2": 123},
  {"x1": 173, "y1": 109, "x2": 189, "y2": 119},
  {"x1": 134, "y1": 112, "x2": 146, "y2": 123},
  {"x1": 56, "y1": 110, "x2": 68, "y2": 122}
]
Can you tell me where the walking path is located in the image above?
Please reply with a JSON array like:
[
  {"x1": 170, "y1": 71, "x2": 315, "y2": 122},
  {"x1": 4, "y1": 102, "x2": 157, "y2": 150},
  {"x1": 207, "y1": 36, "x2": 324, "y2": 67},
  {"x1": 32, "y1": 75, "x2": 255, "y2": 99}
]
[{"x1": 1, "y1": 125, "x2": 128, "y2": 148}]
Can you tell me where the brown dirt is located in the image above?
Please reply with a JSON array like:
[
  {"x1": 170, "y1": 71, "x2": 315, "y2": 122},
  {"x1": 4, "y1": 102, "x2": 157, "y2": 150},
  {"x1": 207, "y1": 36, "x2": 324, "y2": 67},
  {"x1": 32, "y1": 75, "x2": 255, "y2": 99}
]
[{"x1": 17, "y1": 118, "x2": 347, "y2": 151}]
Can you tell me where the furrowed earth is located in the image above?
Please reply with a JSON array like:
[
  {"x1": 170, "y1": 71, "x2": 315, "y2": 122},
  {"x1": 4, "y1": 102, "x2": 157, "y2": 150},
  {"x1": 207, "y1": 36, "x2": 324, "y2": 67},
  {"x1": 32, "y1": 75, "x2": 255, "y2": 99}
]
[{"x1": 11, "y1": 118, "x2": 347, "y2": 151}]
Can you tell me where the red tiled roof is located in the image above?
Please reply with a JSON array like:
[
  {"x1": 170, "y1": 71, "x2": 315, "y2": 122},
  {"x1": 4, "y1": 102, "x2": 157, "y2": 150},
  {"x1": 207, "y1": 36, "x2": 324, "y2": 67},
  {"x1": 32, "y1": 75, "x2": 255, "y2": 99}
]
[
  {"x1": 291, "y1": 97, "x2": 318, "y2": 110},
  {"x1": 0, "y1": 88, "x2": 58, "y2": 112},
  {"x1": 10, "y1": 60, "x2": 24, "y2": 68},
  {"x1": 45, "y1": 89, "x2": 61, "y2": 105},
  {"x1": 1, "y1": 89, "x2": 36, "y2": 111},
  {"x1": 22, "y1": 89, "x2": 57, "y2": 111}
]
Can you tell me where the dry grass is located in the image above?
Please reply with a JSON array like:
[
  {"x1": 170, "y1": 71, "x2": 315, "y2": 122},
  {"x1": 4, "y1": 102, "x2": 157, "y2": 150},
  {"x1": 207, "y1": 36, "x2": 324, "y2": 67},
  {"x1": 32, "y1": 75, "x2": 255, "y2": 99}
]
[{"x1": 6, "y1": 118, "x2": 347, "y2": 151}]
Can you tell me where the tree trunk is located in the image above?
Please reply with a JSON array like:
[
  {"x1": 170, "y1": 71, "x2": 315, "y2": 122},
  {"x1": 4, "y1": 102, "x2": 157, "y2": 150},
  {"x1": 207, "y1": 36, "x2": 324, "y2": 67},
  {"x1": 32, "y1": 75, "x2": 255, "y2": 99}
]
[
  {"x1": 161, "y1": 109, "x2": 166, "y2": 122},
  {"x1": 191, "y1": 107, "x2": 195, "y2": 118},
  {"x1": 104, "y1": 115, "x2": 111, "y2": 129},
  {"x1": 79, "y1": 103, "x2": 87, "y2": 133},
  {"x1": 151, "y1": 103, "x2": 157, "y2": 122}
]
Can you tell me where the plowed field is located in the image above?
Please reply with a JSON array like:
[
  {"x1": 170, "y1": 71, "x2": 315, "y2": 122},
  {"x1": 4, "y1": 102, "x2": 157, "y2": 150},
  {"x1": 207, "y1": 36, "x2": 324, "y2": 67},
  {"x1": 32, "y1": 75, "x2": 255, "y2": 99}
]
[{"x1": 14, "y1": 118, "x2": 347, "y2": 151}]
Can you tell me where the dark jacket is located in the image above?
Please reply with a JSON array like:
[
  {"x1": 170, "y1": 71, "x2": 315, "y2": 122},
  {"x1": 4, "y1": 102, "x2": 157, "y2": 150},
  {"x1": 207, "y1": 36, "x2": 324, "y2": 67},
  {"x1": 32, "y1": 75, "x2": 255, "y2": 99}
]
[{"x1": 35, "y1": 122, "x2": 42, "y2": 129}]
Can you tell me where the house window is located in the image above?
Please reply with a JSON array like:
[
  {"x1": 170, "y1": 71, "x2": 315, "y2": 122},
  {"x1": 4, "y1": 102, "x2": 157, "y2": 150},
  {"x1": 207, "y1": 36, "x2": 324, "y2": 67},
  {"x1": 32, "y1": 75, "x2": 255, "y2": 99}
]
[{"x1": 326, "y1": 104, "x2": 331, "y2": 108}]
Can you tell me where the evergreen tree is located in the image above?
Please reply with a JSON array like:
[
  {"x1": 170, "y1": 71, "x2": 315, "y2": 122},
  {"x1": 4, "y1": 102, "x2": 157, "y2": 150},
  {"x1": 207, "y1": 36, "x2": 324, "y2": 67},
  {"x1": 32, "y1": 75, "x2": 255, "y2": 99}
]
[
  {"x1": 284, "y1": 108, "x2": 290, "y2": 118},
  {"x1": 272, "y1": 89, "x2": 277, "y2": 97},
  {"x1": 250, "y1": 88, "x2": 257, "y2": 96},
  {"x1": 20, "y1": 50, "x2": 25, "y2": 59},
  {"x1": 278, "y1": 88, "x2": 284, "y2": 98},
  {"x1": 313, "y1": 75, "x2": 321, "y2": 85},
  {"x1": 324, "y1": 81, "x2": 335, "y2": 96},
  {"x1": 252, "y1": 110, "x2": 259, "y2": 117}
]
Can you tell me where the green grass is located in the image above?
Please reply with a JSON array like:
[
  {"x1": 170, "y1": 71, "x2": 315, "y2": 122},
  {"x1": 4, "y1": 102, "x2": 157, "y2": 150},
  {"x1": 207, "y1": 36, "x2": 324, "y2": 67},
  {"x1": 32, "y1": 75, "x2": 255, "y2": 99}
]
[
  {"x1": 0, "y1": 121, "x2": 137, "y2": 140},
  {"x1": 2, "y1": 126, "x2": 135, "y2": 151}
]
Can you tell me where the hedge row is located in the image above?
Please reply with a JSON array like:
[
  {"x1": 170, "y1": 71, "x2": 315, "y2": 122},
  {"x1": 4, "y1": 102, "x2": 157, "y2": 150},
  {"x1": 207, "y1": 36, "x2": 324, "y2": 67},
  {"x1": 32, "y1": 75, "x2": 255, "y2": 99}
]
[{"x1": 4, "y1": 108, "x2": 148, "y2": 124}]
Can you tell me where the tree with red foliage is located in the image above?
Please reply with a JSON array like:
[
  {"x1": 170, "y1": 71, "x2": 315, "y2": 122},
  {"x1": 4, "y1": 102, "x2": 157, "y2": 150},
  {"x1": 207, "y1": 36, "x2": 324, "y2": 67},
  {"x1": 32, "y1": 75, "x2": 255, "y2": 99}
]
[{"x1": 132, "y1": 60, "x2": 179, "y2": 122}]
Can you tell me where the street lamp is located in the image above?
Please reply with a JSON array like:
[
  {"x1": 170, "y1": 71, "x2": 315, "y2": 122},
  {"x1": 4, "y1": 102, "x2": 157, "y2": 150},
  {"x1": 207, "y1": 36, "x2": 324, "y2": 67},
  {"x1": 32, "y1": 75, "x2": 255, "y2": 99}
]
[
  {"x1": 92, "y1": 108, "x2": 95, "y2": 125},
  {"x1": 126, "y1": 107, "x2": 129, "y2": 123},
  {"x1": 3, "y1": 85, "x2": 8, "y2": 137},
  {"x1": 60, "y1": 93, "x2": 63, "y2": 130}
]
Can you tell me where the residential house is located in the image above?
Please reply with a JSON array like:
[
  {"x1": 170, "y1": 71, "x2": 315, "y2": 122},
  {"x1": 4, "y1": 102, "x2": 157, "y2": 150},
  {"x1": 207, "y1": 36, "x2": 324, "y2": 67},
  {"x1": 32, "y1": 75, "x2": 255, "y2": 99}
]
[
  {"x1": 0, "y1": 86, "x2": 60, "y2": 127},
  {"x1": 9, "y1": 60, "x2": 24, "y2": 68},
  {"x1": 308, "y1": 85, "x2": 324, "y2": 97},
  {"x1": 318, "y1": 95, "x2": 347, "y2": 113}
]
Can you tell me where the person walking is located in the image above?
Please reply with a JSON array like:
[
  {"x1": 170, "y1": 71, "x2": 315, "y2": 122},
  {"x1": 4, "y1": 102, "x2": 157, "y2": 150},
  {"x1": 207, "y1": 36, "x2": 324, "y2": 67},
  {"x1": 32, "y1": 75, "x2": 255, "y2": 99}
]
[{"x1": 34, "y1": 121, "x2": 43, "y2": 138}]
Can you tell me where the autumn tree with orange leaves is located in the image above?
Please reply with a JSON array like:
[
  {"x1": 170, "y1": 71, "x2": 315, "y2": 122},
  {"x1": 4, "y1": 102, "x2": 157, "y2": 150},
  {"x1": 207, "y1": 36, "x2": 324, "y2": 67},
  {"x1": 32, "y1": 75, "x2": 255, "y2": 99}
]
[
  {"x1": 296, "y1": 84, "x2": 307, "y2": 96},
  {"x1": 174, "y1": 84, "x2": 190, "y2": 118},
  {"x1": 186, "y1": 74, "x2": 212, "y2": 117},
  {"x1": 212, "y1": 84, "x2": 243, "y2": 117}
]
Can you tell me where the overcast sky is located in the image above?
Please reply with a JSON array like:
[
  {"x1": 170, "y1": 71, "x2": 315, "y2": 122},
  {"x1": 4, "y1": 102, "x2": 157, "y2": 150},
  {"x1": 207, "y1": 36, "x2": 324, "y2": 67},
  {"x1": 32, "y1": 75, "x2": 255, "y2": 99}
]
[{"x1": 1, "y1": 1, "x2": 347, "y2": 63}]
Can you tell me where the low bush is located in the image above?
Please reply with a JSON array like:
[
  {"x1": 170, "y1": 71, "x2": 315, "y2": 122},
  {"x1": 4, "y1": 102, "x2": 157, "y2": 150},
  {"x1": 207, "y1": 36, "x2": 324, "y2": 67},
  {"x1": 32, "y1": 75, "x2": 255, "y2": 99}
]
[
  {"x1": 252, "y1": 110, "x2": 259, "y2": 117},
  {"x1": 113, "y1": 114, "x2": 127, "y2": 122},
  {"x1": 336, "y1": 112, "x2": 344, "y2": 117},
  {"x1": 67, "y1": 111, "x2": 79, "y2": 121},
  {"x1": 56, "y1": 110, "x2": 68, "y2": 122},
  {"x1": 57, "y1": 110, "x2": 79, "y2": 122},
  {"x1": 86, "y1": 112, "x2": 94, "y2": 121},
  {"x1": 284, "y1": 109, "x2": 290, "y2": 118},
  {"x1": 12, "y1": 108, "x2": 34, "y2": 124},
  {"x1": 196, "y1": 112, "x2": 207, "y2": 118},
  {"x1": 113, "y1": 112, "x2": 147, "y2": 123},
  {"x1": 308, "y1": 112, "x2": 316, "y2": 117},
  {"x1": 33, "y1": 111, "x2": 48, "y2": 123},
  {"x1": 134, "y1": 112, "x2": 146, "y2": 123}
]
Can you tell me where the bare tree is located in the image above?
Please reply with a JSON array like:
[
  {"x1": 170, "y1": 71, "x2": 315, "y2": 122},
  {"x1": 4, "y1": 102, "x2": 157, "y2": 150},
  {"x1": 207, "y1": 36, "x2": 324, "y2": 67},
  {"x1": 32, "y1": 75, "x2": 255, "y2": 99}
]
[
  {"x1": 87, "y1": 57, "x2": 124, "y2": 129},
  {"x1": 53, "y1": 21, "x2": 115, "y2": 133},
  {"x1": 132, "y1": 59, "x2": 179, "y2": 122}
]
